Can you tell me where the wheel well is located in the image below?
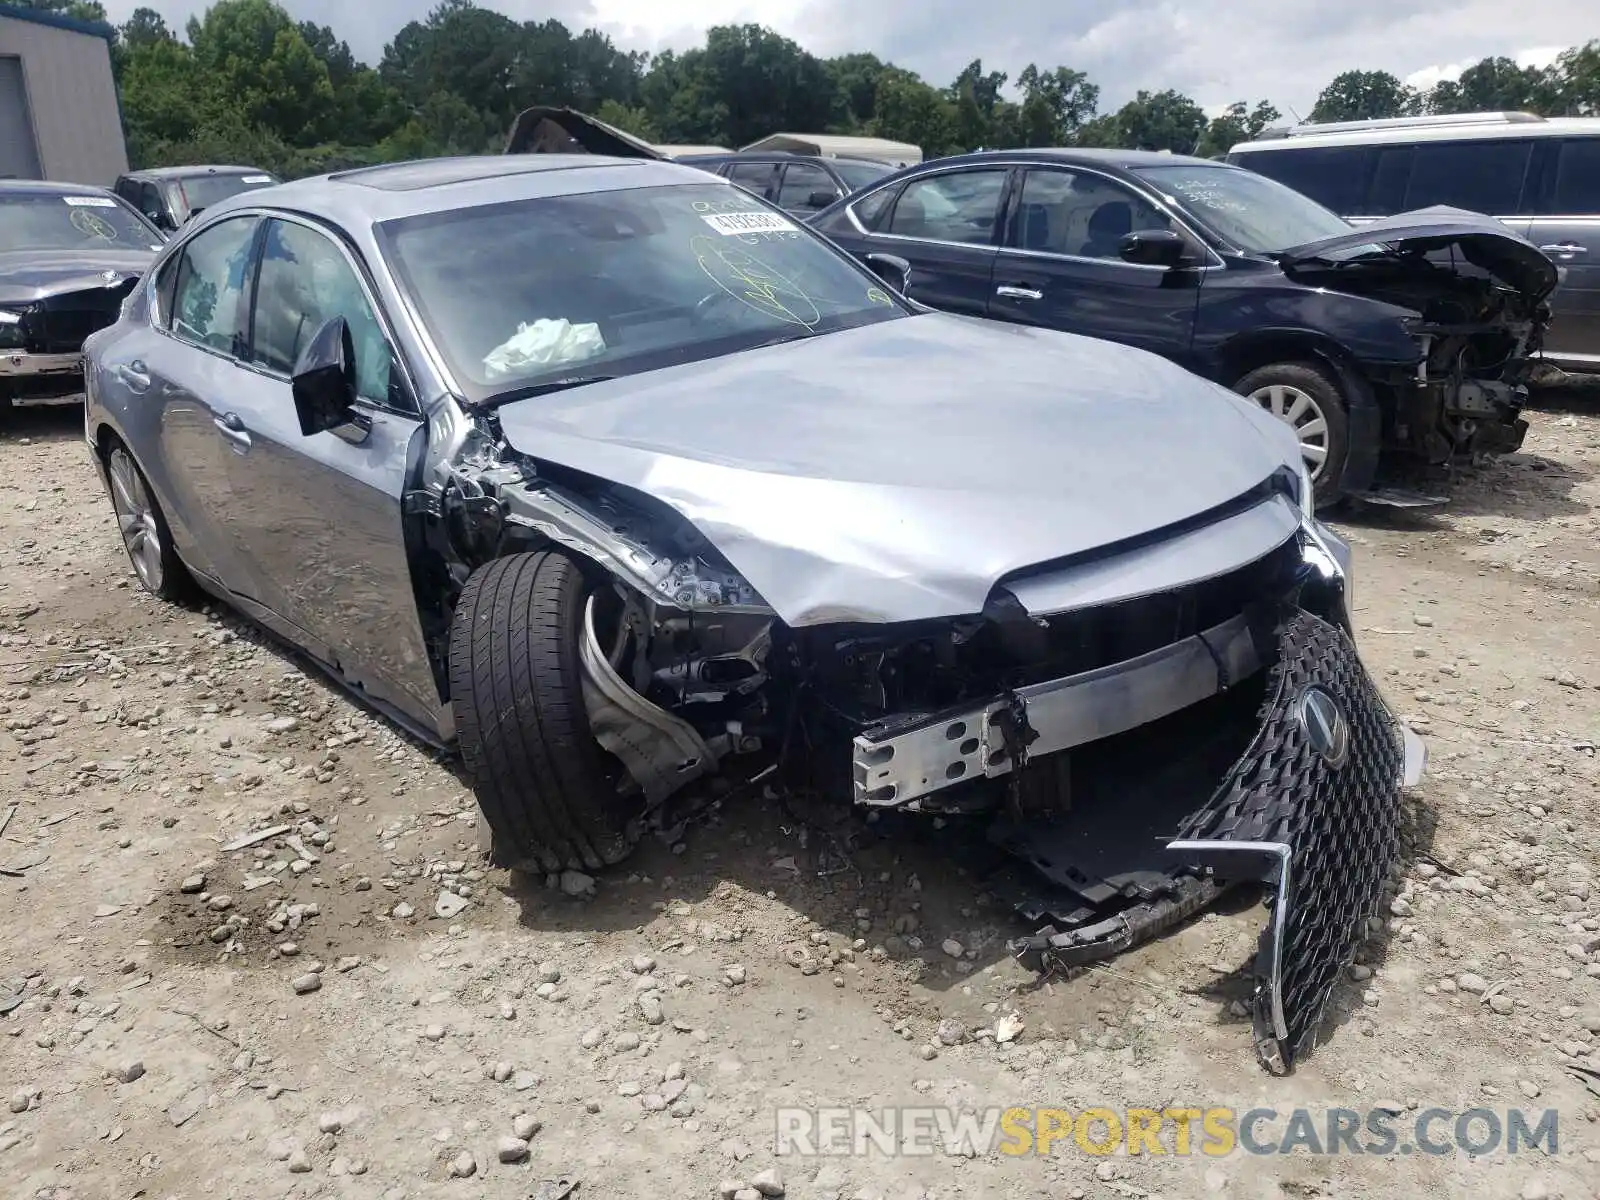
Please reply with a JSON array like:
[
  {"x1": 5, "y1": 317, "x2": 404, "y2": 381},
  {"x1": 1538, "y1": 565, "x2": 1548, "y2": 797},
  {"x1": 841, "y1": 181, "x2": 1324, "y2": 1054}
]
[
  {"x1": 93, "y1": 423, "x2": 120, "y2": 462},
  {"x1": 1217, "y1": 333, "x2": 1357, "y2": 388}
]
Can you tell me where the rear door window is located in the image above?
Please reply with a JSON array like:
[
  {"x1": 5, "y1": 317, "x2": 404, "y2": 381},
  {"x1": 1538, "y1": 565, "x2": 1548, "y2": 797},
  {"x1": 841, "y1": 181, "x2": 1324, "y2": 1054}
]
[
  {"x1": 776, "y1": 161, "x2": 840, "y2": 211},
  {"x1": 886, "y1": 169, "x2": 1008, "y2": 245},
  {"x1": 1406, "y1": 139, "x2": 1532, "y2": 215},
  {"x1": 1552, "y1": 137, "x2": 1600, "y2": 214},
  {"x1": 1238, "y1": 146, "x2": 1365, "y2": 214}
]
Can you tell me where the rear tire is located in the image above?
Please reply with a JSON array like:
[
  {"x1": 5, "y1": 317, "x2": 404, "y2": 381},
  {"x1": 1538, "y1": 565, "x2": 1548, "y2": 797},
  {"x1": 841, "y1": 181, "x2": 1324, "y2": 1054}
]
[
  {"x1": 1234, "y1": 361, "x2": 1351, "y2": 508},
  {"x1": 449, "y1": 549, "x2": 639, "y2": 874},
  {"x1": 103, "y1": 438, "x2": 194, "y2": 603}
]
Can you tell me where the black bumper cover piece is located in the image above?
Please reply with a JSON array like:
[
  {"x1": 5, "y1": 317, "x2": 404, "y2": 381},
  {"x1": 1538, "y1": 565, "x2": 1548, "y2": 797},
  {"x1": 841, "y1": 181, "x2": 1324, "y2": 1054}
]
[{"x1": 1008, "y1": 608, "x2": 1404, "y2": 1074}]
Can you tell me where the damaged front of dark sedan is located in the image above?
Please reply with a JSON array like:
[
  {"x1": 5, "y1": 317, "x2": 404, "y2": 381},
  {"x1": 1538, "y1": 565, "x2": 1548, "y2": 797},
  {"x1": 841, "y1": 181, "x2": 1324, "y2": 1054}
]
[{"x1": 81, "y1": 155, "x2": 1424, "y2": 1076}]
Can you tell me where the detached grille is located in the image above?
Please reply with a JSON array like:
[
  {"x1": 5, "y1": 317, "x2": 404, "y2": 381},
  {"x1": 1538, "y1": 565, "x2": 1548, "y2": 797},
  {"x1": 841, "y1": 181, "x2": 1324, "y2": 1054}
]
[{"x1": 1176, "y1": 609, "x2": 1403, "y2": 1072}]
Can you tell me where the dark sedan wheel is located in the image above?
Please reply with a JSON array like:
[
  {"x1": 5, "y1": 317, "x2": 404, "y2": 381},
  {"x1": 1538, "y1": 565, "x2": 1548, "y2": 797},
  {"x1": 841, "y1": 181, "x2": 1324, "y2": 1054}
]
[
  {"x1": 105, "y1": 442, "x2": 193, "y2": 602},
  {"x1": 449, "y1": 549, "x2": 639, "y2": 875},
  {"x1": 1234, "y1": 361, "x2": 1351, "y2": 507}
]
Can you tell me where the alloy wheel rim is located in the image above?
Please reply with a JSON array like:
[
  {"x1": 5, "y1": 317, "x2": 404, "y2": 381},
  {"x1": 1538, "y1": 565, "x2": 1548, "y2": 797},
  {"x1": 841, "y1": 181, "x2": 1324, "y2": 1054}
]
[
  {"x1": 1249, "y1": 384, "x2": 1330, "y2": 482},
  {"x1": 107, "y1": 449, "x2": 164, "y2": 592}
]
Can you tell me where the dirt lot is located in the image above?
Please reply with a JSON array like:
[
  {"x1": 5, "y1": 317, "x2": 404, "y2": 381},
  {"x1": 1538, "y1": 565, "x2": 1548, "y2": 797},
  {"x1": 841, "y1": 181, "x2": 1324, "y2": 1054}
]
[{"x1": 2, "y1": 394, "x2": 1600, "y2": 1200}]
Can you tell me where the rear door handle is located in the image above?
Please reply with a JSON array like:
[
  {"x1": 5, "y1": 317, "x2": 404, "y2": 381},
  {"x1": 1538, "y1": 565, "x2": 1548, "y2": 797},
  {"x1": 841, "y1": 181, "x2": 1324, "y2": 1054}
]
[
  {"x1": 1539, "y1": 243, "x2": 1588, "y2": 256},
  {"x1": 115, "y1": 360, "x2": 150, "y2": 393},
  {"x1": 213, "y1": 411, "x2": 252, "y2": 453},
  {"x1": 996, "y1": 285, "x2": 1043, "y2": 300}
]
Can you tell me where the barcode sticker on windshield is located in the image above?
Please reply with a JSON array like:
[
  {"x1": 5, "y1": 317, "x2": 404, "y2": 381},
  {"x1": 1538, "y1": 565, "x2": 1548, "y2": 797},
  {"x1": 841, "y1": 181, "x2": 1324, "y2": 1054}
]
[
  {"x1": 63, "y1": 196, "x2": 117, "y2": 208},
  {"x1": 701, "y1": 211, "x2": 796, "y2": 236},
  {"x1": 242, "y1": 175, "x2": 272, "y2": 184}
]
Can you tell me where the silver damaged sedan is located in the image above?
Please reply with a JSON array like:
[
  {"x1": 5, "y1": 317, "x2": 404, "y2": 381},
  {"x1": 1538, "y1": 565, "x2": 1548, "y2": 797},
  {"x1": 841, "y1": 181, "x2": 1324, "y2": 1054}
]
[{"x1": 82, "y1": 155, "x2": 1425, "y2": 1073}]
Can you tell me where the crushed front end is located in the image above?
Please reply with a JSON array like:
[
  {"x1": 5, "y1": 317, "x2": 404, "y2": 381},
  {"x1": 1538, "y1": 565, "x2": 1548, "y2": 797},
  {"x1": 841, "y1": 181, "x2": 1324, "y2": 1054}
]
[
  {"x1": 1, "y1": 279, "x2": 137, "y2": 409},
  {"x1": 784, "y1": 499, "x2": 1424, "y2": 1074}
]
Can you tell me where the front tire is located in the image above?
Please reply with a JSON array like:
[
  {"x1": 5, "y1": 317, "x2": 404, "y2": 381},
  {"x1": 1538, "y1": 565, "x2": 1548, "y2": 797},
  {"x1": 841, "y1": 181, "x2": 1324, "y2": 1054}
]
[
  {"x1": 1235, "y1": 361, "x2": 1351, "y2": 508},
  {"x1": 104, "y1": 440, "x2": 193, "y2": 602},
  {"x1": 448, "y1": 550, "x2": 639, "y2": 874}
]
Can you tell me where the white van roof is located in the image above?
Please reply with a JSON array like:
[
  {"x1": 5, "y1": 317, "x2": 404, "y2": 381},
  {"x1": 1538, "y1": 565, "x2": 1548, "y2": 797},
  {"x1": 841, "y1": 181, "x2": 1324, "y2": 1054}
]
[{"x1": 1231, "y1": 111, "x2": 1600, "y2": 155}]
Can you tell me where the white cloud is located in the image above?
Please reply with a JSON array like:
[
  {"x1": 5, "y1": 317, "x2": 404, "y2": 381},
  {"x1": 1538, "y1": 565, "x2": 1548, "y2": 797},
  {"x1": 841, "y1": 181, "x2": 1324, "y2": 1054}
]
[{"x1": 100, "y1": 0, "x2": 1593, "y2": 118}]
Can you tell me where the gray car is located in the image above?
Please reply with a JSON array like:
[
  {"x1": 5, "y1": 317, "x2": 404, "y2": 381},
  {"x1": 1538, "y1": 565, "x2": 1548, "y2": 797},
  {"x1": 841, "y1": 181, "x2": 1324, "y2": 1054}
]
[{"x1": 82, "y1": 155, "x2": 1423, "y2": 1073}]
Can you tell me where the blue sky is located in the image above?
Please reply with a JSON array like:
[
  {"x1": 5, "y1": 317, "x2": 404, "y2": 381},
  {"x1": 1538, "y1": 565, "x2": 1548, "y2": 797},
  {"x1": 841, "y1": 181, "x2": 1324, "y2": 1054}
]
[{"x1": 102, "y1": 0, "x2": 1586, "y2": 118}]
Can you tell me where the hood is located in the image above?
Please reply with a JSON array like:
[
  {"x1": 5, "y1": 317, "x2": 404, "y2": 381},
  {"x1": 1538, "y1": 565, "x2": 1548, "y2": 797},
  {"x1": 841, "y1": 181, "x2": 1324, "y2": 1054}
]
[
  {"x1": 0, "y1": 249, "x2": 155, "y2": 307},
  {"x1": 494, "y1": 314, "x2": 1301, "y2": 627},
  {"x1": 504, "y1": 106, "x2": 666, "y2": 160},
  {"x1": 1279, "y1": 206, "x2": 1558, "y2": 302}
]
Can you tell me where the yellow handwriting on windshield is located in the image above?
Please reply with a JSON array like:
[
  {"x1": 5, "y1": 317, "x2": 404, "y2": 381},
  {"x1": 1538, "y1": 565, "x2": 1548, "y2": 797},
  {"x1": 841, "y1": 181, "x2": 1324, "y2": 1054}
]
[
  {"x1": 865, "y1": 287, "x2": 894, "y2": 306},
  {"x1": 71, "y1": 208, "x2": 116, "y2": 240},
  {"x1": 691, "y1": 234, "x2": 820, "y2": 327}
]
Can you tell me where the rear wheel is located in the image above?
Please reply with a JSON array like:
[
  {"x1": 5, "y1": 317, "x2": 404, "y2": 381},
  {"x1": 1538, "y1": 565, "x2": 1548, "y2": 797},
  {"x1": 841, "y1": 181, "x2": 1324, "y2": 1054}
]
[
  {"x1": 104, "y1": 440, "x2": 193, "y2": 602},
  {"x1": 448, "y1": 550, "x2": 639, "y2": 874},
  {"x1": 1234, "y1": 361, "x2": 1351, "y2": 508}
]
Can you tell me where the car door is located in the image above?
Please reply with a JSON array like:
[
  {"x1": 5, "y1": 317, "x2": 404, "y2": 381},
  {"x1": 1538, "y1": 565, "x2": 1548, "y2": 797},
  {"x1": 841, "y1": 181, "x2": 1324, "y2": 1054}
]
[
  {"x1": 129, "y1": 214, "x2": 267, "y2": 593},
  {"x1": 774, "y1": 159, "x2": 842, "y2": 216},
  {"x1": 221, "y1": 215, "x2": 442, "y2": 729},
  {"x1": 859, "y1": 166, "x2": 1011, "y2": 315},
  {"x1": 725, "y1": 160, "x2": 779, "y2": 203},
  {"x1": 988, "y1": 165, "x2": 1204, "y2": 362},
  {"x1": 1526, "y1": 135, "x2": 1600, "y2": 367}
]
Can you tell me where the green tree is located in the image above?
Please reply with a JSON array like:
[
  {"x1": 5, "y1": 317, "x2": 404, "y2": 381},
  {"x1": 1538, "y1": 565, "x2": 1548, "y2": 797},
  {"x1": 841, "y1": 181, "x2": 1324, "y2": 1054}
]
[
  {"x1": 1425, "y1": 56, "x2": 1558, "y2": 114},
  {"x1": 1080, "y1": 89, "x2": 1208, "y2": 152},
  {"x1": 1310, "y1": 70, "x2": 1420, "y2": 122},
  {"x1": 594, "y1": 99, "x2": 661, "y2": 144},
  {"x1": 1014, "y1": 64, "x2": 1099, "y2": 146},
  {"x1": 185, "y1": 0, "x2": 334, "y2": 147},
  {"x1": 1194, "y1": 99, "x2": 1281, "y2": 157},
  {"x1": 120, "y1": 7, "x2": 174, "y2": 48},
  {"x1": 1550, "y1": 40, "x2": 1600, "y2": 114},
  {"x1": 870, "y1": 67, "x2": 956, "y2": 156},
  {"x1": 826, "y1": 52, "x2": 891, "y2": 130},
  {"x1": 947, "y1": 59, "x2": 1013, "y2": 149},
  {"x1": 380, "y1": 0, "x2": 524, "y2": 128}
]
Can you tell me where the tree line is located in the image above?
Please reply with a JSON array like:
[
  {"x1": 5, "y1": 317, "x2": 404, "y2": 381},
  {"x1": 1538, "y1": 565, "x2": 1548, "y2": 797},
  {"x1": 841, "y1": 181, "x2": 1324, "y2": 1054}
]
[{"x1": 14, "y1": 0, "x2": 1600, "y2": 180}]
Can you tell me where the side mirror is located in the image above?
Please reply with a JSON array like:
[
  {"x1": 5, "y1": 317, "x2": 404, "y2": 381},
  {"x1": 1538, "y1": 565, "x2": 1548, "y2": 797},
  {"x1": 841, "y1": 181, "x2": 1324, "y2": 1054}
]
[
  {"x1": 290, "y1": 316, "x2": 370, "y2": 444},
  {"x1": 864, "y1": 252, "x2": 912, "y2": 295},
  {"x1": 807, "y1": 189, "x2": 838, "y2": 209},
  {"x1": 1118, "y1": 229, "x2": 1189, "y2": 268}
]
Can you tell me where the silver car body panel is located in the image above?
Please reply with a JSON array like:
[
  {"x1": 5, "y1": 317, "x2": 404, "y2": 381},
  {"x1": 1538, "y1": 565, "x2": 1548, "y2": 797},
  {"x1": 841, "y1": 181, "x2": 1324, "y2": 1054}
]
[{"x1": 492, "y1": 315, "x2": 1305, "y2": 628}]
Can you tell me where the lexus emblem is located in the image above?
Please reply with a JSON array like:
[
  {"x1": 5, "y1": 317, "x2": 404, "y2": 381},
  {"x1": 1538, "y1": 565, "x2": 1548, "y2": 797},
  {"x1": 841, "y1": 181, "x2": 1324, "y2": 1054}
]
[
  {"x1": 101, "y1": 270, "x2": 121, "y2": 284},
  {"x1": 1299, "y1": 687, "x2": 1350, "y2": 768}
]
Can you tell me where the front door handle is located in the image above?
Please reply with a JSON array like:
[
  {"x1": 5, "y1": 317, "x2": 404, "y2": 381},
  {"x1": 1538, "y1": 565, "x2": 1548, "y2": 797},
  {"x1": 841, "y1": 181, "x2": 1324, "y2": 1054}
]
[
  {"x1": 115, "y1": 360, "x2": 151, "y2": 393},
  {"x1": 1539, "y1": 243, "x2": 1588, "y2": 257},
  {"x1": 213, "y1": 411, "x2": 252, "y2": 453},
  {"x1": 995, "y1": 285, "x2": 1043, "y2": 301}
]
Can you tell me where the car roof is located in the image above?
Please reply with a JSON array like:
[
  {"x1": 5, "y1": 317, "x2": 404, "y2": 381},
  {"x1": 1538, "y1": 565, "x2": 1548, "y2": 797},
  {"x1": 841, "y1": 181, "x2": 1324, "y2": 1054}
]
[
  {"x1": 198, "y1": 154, "x2": 724, "y2": 230},
  {"x1": 921, "y1": 148, "x2": 1227, "y2": 172},
  {"x1": 0, "y1": 179, "x2": 120, "y2": 199}
]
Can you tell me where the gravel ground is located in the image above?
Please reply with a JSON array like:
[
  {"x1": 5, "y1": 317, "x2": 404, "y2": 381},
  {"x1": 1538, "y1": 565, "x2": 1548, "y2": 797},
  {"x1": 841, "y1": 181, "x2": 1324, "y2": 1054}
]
[{"x1": 2, "y1": 396, "x2": 1599, "y2": 1200}]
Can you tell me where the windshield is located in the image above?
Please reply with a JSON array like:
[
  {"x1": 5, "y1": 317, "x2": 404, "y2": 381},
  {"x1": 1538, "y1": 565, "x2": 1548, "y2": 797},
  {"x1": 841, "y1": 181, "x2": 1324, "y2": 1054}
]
[
  {"x1": 177, "y1": 172, "x2": 277, "y2": 213},
  {"x1": 832, "y1": 160, "x2": 895, "y2": 191},
  {"x1": 0, "y1": 193, "x2": 163, "y2": 253},
  {"x1": 380, "y1": 182, "x2": 908, "y2": 403},
  {"x1": 1133, "y1": 164, "x2": 1352, "y2": 254}
]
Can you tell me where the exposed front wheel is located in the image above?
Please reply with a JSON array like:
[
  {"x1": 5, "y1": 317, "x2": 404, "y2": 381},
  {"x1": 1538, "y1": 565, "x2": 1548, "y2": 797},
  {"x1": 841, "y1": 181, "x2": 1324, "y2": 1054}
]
[
  {"x1": 104, "y1": 441, "x2": 193, "y2": 602},
  {"x1": 448, "y1": 550, "x2": 640, "y2": 874},
  {"x1": 1235, "y1": 361, "x2": 1351, "y2": 509}
]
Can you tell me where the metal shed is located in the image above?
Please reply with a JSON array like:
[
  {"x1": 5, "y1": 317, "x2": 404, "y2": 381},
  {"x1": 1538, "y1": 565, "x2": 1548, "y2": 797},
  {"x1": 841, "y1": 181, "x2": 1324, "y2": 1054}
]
[
  {"x1": 737, "y1": 133, "x2": 923, "y2": 168},
  {"x1": 0, "y1": 3, "x2": 127, "y2": 185}
]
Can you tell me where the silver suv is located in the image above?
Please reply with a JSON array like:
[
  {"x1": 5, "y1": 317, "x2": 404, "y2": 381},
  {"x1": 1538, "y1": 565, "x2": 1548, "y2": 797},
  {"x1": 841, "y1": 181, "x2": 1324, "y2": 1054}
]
[{"x1": 1228, "y1": 112, "x2": 1600, "y2": 374}]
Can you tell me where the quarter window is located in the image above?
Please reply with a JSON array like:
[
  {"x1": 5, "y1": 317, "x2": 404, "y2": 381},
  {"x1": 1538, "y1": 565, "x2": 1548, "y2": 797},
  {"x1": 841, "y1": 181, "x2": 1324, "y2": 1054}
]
[
  {"x1": 1010, "y1": 168, "x2": 1176, "y2": 259},
  {"x1": 250, "y1": 220, "x2": 395, "y2": 405},
  {"x1": 1552, "y1": 137, "x2": 1600, "y2": 213},
  {"x1": 886, "y1": 170, "x2": 1007, "y2": 244},
  {"x1": 1406, "y1": 140, "x2": 1531, "y2": 214},
  {"x1": 169, "y1": 216, "x2": 259, "y2": 354}
]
